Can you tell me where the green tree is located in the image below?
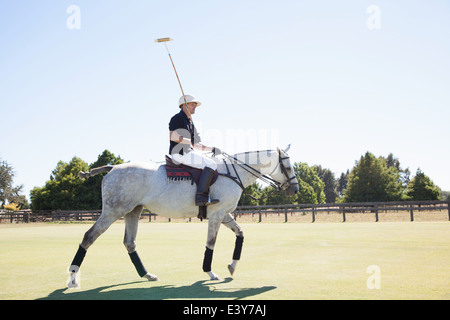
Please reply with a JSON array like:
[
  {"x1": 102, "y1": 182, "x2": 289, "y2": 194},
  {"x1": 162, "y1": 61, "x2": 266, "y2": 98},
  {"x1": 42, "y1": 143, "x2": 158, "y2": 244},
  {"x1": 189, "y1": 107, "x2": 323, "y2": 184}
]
[
  {"x1": 337, "y1": 170, "x2": 349, "y2": 199},
  {"x1": 294, "y1": 162, "x2": 325, "y2": 204},
  {"x1": 261, "y1": 185, "x2": 297, "y2": 205},
  {"x1": 383, "y1": 153, "x2": 410, "y2": 189},
  {"x1": 343, "y1": 152, "x2": 403, "y2": 202},
  {"x1": 0, "y1": 158, "x2": 27, "y2": 208},
  {"x1": 296, "y1": 179, "x2": 319, "y2": 204},
  {"x1": 406, "y1": 168, "x2": 440, "y2": 200},
  {"x1": 441, "y1": 191, "x2": 450, "y2": 201},
  {"x1": 30, "y1": 150, "x2": 123, "y2": 210},
  {"x1": 313, "y1": 165, "x2": 337, "y2": 203},
  {"x1": 31, "y1": 157, "x2": 89, "y2": 210},
  {"x1": 238, "y1": 182, "x2": 263, "y2": 206},
  {"x1": 261, "y1": 162, "x2": 326, "y2": 205},
  {"x1": 82, "y1": 150, "x2": 124, "y2": 209}
]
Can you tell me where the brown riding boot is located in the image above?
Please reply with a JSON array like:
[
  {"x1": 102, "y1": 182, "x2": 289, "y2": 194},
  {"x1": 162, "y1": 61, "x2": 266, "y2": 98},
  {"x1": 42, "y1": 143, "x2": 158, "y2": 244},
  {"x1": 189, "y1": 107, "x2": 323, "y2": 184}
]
[{"x1": 195, "y1": 167, "x2": 220, "y2": 206}]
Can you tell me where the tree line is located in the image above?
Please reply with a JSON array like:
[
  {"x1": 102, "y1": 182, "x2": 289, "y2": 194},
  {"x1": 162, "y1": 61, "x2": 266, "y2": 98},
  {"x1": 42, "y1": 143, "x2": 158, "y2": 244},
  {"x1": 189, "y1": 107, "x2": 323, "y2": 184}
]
[
  {"x1": 1, "y1": 157, "x2": 28, "y2": 209},
  {"x1": 0, "y1": 150, "x2": 447, "y2": 211},
  {"x1": 29, "y1": 150, "x2": 124, "y2": 210},
  {"x1": 239, "y1": 151, "x2": 445, "y2": 206}
]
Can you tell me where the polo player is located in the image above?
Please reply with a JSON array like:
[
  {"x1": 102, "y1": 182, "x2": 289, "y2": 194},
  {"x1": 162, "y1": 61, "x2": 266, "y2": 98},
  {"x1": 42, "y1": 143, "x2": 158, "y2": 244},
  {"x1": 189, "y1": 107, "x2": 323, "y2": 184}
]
[{"x1": 168, "y1": 94, "x2": 222, "y2": 207}]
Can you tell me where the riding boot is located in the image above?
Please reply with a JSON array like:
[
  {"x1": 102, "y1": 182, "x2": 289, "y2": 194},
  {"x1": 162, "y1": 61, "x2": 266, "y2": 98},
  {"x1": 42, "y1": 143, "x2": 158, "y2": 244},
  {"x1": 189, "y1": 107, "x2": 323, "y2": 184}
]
[{"x1": 195, "y1": 167, "x2": 220, "y2": 206}]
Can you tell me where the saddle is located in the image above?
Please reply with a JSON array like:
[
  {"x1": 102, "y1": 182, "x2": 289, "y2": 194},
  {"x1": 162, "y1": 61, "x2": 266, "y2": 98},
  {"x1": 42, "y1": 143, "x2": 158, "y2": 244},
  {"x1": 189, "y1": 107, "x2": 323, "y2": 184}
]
[{"x1": 164, "y1": 155, "x2": 219, "y2": 186}]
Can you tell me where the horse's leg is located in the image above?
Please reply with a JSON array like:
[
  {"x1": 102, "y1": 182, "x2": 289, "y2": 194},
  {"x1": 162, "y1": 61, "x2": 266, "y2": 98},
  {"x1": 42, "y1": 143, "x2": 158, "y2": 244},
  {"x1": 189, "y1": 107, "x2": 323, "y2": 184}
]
[
  {"x1": 123, "y1": 205, "x2": 159, "y2": 281},
  {"x1": 222, "y1": 213, "x2": 244, "y2": 276},
  {"x1": 203, "y1": 218, "x2": 222, "y2": 280},
  {"x1": 68, "y1": 212, "x2": 117, "y2": 288}
]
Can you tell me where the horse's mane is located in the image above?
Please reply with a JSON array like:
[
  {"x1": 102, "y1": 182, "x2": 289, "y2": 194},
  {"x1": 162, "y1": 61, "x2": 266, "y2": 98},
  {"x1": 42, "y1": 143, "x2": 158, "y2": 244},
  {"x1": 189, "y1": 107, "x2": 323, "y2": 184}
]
[
  {"x1": 232, "y1": 149, "x2": 275, "y2": 157},
  {"x1": 229, "y1": 149, "x2": 276, "y2": 167}
]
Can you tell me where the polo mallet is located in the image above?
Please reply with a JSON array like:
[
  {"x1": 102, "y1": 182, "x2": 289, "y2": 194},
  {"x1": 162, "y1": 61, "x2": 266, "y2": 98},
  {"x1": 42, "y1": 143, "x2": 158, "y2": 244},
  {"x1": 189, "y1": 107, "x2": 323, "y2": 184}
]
[
  {"x1": 155, "y1": 37, "x2": 192, "y2": 121},
  {"x1": 156, "y1": 37, "x2": 207, "y2": 221}
]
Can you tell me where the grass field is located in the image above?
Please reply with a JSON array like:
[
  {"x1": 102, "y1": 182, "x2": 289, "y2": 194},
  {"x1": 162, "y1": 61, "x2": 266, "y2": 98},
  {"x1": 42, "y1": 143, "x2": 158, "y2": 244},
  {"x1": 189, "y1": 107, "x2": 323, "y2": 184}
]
[{"x1": 0, "y1": 221, "x2": 449, "y2": 300}]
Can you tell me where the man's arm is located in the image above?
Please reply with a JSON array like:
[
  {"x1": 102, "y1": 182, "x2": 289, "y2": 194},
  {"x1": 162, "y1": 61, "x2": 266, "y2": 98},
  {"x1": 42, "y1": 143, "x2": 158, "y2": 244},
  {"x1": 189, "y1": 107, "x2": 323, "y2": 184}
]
[
  {"x1": 193, "y1": 143, "x2": 221, "y2": 155},
  {"x1": 170, "y1": 131, "x2": 192, "y2": 145},
  {"x1": 193, "y1": 143, "x2": 213, "y2": 152},
  {"x1": 170, "y1": 130, "x2": 220, "y2": 154}
]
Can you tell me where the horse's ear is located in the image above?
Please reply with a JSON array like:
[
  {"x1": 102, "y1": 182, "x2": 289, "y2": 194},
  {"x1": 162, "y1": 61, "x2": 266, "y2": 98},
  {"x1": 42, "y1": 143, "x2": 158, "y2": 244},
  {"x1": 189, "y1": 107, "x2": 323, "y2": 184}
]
[
  {"x1": 277, "y1": 147, "x2": 282, "y2": 155},
  {"x1": 284, "y1": 144, "x2": 291, "y2": 153}
]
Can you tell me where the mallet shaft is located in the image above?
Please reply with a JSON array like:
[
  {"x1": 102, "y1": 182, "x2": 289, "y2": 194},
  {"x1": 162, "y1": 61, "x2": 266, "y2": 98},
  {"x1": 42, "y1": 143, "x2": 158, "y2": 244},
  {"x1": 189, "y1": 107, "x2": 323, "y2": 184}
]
[{"x1": 156, "y1": 37, "x2": 192, "y2": 121}]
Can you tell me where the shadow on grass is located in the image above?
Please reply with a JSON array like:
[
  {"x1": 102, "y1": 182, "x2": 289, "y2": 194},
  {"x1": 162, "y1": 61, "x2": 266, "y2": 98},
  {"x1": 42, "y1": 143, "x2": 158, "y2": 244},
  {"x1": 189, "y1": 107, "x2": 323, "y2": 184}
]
[{"x1": 38, "y1": 277, "x2": 276, "y2": 300}]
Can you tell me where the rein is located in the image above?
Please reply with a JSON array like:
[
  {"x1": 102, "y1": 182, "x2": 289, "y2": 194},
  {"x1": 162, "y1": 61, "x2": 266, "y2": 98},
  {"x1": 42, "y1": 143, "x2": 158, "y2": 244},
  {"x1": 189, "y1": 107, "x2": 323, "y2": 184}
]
[{"x1": 219, "y1": 151, "x2": 298, "y2": 201}]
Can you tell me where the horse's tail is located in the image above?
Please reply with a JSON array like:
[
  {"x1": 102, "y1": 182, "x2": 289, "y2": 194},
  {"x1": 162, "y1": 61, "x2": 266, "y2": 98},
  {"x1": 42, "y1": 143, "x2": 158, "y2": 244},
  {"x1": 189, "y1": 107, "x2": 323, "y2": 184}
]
[{"x1": 79, "y1": 165, "x2": 114, "y2": 179}]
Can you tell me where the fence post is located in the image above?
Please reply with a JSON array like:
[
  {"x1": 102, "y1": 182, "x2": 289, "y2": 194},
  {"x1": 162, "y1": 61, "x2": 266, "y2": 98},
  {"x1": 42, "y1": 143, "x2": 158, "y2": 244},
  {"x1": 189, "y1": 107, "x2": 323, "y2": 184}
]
[
  {"x1": 374, "y1": 205, "x2": 379, "y2": 222},
  {"x1": 448, "y1": 200, "x2": 450, "y2": 221},
  {"x1": 258, "y1": 209, "x2": 262, "y2": 223},
  {"x1": 312, "y1": 207, "x2": 315, "y2": 223},
  {"x1": 410, "y1": 205, "x2": 414, "y2": 222},
  {"x1": 284, "y1": 207, "x2": 288, "y2": 223},
  {"x1": 342, "y1": 206, "x2": 346, "y2": 222}
]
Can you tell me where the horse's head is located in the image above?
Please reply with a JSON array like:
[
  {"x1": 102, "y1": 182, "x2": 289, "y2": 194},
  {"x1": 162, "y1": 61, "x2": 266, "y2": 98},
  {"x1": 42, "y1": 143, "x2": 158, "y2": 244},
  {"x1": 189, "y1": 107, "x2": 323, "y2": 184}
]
[{"x1": 272, "y1": 145, "x2": 299, "y2": 196}]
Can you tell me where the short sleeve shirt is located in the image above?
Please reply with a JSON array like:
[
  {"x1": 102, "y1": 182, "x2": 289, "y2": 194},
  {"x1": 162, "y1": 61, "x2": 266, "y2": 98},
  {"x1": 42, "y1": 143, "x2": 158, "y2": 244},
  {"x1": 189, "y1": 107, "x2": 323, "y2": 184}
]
[{"x1": 169, "y1": 110, "x2": 201, "y2": 155}]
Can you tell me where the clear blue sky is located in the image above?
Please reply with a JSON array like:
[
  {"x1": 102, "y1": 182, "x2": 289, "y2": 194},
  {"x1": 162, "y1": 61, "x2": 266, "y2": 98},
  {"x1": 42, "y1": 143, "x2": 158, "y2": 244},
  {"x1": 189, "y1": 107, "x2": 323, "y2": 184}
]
[{"x1": 1, "y1": 0, "x2": 449, "y2": 200}]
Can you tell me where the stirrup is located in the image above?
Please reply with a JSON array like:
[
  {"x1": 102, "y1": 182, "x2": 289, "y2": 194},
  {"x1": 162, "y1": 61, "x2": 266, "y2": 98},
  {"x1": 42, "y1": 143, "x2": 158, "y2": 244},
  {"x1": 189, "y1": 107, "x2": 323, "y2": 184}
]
[{"x1": 196, "y1": 193, "x2": 219, "y2": 206}]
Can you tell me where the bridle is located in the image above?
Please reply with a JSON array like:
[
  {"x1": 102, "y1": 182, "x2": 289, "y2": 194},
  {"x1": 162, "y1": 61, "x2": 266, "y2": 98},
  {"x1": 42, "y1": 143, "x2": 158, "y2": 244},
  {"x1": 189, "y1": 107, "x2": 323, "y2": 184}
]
[
  {"x1": 220, "y1": 151, "x2": 299, "y2": 200},
  {"x1": 277, "y1": 154, "x2": 300, "y2": 190}
]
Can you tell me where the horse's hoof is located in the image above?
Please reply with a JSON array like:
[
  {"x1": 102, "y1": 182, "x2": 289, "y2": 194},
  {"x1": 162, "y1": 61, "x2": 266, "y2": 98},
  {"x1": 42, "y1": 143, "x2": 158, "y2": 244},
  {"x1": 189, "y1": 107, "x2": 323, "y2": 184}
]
[
  {"x1": 67, "y1": 280, "x2": 79, "y2": 289},
  {"x1": 144, "y1": 273, "x2": 159, "y2": 281},
  {"x1": 228, "y1": 264, "x2": 235, "y2": 276},
  {"x1": 67, "y1": 272, "x2": 80, "y2": 288},
  {"x1": 207, "y1": 271, "x2": 221, "y2": 281}
]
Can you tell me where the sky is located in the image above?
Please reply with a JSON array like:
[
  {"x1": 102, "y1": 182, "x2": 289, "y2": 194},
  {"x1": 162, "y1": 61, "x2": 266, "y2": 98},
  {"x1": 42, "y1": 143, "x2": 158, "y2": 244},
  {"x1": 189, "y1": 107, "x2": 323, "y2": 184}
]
[{"x1": 1, "y1": 0, "x2": 449, "y2": 201}]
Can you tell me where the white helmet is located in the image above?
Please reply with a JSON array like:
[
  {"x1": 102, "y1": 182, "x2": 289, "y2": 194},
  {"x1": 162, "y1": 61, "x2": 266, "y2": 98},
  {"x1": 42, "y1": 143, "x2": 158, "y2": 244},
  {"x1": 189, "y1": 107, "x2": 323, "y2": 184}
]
[{"x1": 178, "y1": 94, "x2": 202, "y2": 108}]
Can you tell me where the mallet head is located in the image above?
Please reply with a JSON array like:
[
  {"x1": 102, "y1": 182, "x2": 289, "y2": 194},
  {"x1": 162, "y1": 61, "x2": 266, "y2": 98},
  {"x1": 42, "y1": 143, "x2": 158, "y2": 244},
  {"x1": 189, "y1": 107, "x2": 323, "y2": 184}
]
[{"x1": 155, "y1": 37, "x2": 173, "y2": 43}]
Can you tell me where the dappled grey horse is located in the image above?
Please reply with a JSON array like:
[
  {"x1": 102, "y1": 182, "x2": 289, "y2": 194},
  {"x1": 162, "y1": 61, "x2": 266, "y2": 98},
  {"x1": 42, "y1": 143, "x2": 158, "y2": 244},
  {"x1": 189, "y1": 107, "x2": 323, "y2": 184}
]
[{"x1": 68, "y1": 146, "x2": 299, "y2": 287}]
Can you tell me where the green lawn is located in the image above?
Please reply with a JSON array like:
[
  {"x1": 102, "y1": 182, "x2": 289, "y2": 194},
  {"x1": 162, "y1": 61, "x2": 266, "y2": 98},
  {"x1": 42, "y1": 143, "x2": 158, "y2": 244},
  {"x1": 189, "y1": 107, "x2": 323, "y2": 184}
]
[{"x1": 0, "y1": 221, "x2": 449, "y2": 300}]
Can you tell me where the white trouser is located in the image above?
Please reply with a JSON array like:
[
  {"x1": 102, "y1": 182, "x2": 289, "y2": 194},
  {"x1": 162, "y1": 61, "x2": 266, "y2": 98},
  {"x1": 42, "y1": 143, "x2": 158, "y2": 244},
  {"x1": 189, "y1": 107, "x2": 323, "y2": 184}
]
[{"x1": 172, "y1": 149, "x2": 217, "y2": 170}]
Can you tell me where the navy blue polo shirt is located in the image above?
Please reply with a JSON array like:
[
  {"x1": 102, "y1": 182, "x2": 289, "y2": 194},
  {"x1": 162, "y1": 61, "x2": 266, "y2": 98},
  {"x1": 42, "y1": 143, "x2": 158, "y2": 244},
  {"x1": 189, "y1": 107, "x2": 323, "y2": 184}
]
[{"x1": 168, "y1": 110, "x2": 201, "y2": 155}]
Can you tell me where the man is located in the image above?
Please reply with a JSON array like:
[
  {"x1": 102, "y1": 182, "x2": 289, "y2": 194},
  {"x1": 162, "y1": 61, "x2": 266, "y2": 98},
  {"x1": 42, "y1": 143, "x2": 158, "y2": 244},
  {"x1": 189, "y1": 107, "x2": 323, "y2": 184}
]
[{"x1": 169, "y1": 94, "x2": 221, "y2": 207}]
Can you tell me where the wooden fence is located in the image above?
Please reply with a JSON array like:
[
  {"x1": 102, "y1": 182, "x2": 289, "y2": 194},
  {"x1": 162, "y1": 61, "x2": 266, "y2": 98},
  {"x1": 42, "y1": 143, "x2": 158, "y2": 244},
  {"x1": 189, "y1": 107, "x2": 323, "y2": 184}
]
[
  {"x1": 0, "y1": 210, "x2": 157, "y2": 223},
  {"x1": 1, "y1": 200, "x2": 449, "y2": 223},
  {"x1": 232, "y1": 200, "x2": 450, "y2": 223}
]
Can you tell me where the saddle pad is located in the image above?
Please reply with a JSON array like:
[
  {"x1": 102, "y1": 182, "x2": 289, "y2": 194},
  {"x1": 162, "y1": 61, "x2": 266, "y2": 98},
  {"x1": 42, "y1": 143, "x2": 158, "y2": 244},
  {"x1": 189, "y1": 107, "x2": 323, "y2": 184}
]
[
  {"x1": 165, "y1": 167, "x2": 193, "y2": 181},
  {"x1": 164, "y1": 165, "x2": 219, "y2": 186}
]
